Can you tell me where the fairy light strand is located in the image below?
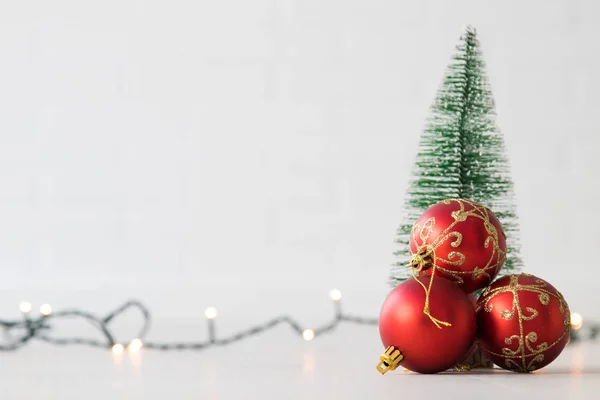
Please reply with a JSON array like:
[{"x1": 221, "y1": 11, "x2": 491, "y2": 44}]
[
  {"x1": 0, "y1": 290, "x2": 378, "y2": 352},
  {"x1": 0, "y1": 291, "x2": 595, "y2": 352}
]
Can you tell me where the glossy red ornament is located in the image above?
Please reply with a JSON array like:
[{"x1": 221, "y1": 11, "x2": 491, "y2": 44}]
[
  {"x1": 377, "y1": 276, "x2": 476, "y2": 374},
  {"x1": 409, "y1": 198, "x2": 506, "y2": 293},
  {"x1": 476, "y1": 274, "x2": 571, "y2": 372}
]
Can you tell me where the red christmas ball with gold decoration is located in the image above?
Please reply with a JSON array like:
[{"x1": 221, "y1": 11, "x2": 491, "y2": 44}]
[
  {"x1": 475, "y1": 273, "x2": 571, "y2": 372},
  {"x1": 409, "y1": 198, "x2": 506, "y2": 293},
  {"x1": 377, "y1": 275, "x2": 476, "y2": 374}
]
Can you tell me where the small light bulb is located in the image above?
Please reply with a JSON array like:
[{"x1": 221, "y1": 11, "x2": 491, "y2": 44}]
[
  {"x1": 40, "y1": 304, "x2": 52, "y2": 316},
  {"x1": 19, "y1": 301, "x2": 32, "y2": 314},
  {"x1": 329, "y1": 288, "x2": 342, "y2": 302},
  {"x1": 205, "y1": 306, "x2": 218, "y2": 320},
  {"x1": 112, "y1": 343, "x2": 124, "y2": 354},
  {"x1": 127, "y1": 338, "x2": 143, "y2": 353},
  {"x1": 302, "y1": 329, "x2": 315, "y2": 341},
  {"x1": 571, "y1": 312, "x2": 583, "y2": 331}
]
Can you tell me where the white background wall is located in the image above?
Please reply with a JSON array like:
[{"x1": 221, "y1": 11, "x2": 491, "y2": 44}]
[{"x1": 0, "y1": 0, "x2": 598, "y2": 329}]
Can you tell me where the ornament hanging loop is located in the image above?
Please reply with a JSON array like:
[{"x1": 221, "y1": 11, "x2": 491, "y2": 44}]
[
  {"x1": 407, "y1": 246, "x2": 434, "y2": 272},
  {"x1": 376, "y1": 345, "x2": 404, "y2": 375}
]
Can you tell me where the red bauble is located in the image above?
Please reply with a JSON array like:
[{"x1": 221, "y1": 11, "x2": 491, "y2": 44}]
[
  {"x1": 476, "y1": 274, "x2": 571, "y2": 372},
  {"x1": 409, "y1": 199, "x2": 507, "y2": 293},
  {"x1": 378, "y1": 276, "x2": 476, "y2": 374}
]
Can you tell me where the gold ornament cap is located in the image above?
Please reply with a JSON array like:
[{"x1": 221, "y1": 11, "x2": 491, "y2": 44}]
[{"x1": 376, "y1": 345, "x2": 404, "y2": 375}]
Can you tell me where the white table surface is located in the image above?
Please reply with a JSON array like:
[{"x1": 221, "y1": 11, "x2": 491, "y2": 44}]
[{"x1": 1, "y1": 323, "x2": 598, "y2": 400}]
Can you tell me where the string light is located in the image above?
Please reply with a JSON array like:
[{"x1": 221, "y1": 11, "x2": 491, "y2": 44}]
[
  {"x1": 569, "y1": 312, "x2": 597, "y2": 343},
  {"x1": 112, "y1": 343, "x2": 124, "y2": 355},
  {"x1": 19, "y1": 301, "x2": 32, "y2": 314},
  {"x1": 329, "y1": 289, "x2": 342, "y2": 302},
  {"x1": 571, "y1": 313, "x2": 583, "y2": 331},
  {"x1": 302, "y1": 329, "x2": 315, "y2": 341},
  {"x1": 205, "y1": 307, "x2": 217, "y2": 343},
  {"x1": 128, "y1": 338, "x2": 143, "y2": 353},
  {"x1": 330, "y1": 288, "x2": 343, "y2": 319},
  {"x1": 204, "y1": 307, "x2": 218, "y2": 320},
  {"x1": 0, "y1": 296, "x2": 595, "y2": 353},
  {"x1": 40, "y1": 304, "x2": 52, "y2": 317}
]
